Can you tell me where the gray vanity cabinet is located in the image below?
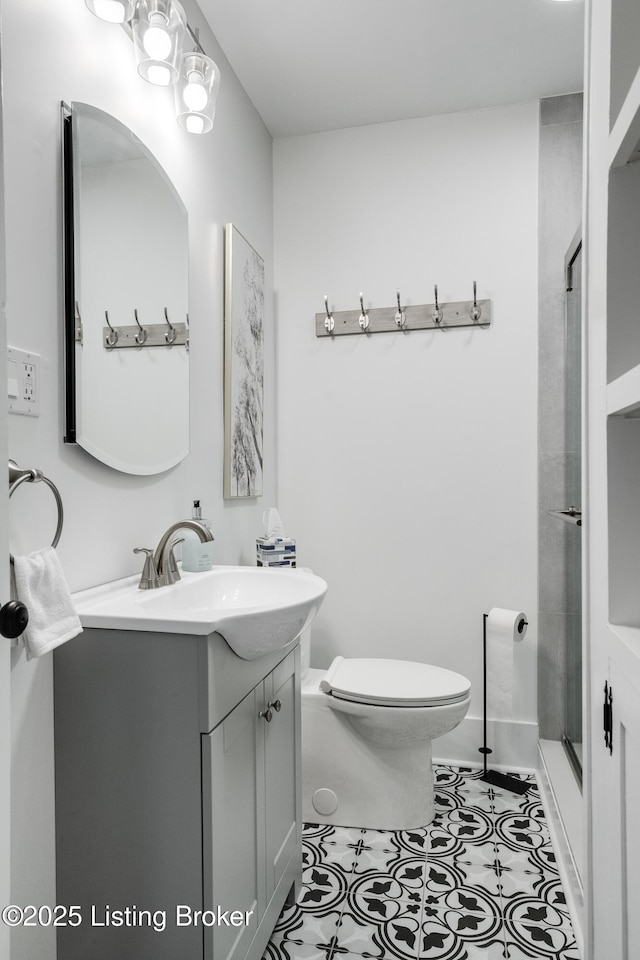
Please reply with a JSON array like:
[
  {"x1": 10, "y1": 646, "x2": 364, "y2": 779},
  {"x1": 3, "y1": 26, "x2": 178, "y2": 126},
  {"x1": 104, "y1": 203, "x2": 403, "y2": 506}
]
[{"x1": 54, "y1": 629, "x2": 302, "y2": 960}]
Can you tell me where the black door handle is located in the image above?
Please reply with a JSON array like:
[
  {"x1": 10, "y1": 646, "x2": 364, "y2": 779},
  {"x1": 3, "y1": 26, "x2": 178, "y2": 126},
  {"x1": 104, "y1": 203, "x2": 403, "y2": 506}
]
[{"x1": 0, "y1": 600, "x2": 29, "y2": 639}]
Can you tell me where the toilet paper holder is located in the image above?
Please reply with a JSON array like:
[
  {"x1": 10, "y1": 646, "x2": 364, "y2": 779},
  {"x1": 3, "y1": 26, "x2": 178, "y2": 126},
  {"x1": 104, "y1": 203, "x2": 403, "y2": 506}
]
[{"x1": 478, "y1": 610, "x2": 530, "y2": 795}]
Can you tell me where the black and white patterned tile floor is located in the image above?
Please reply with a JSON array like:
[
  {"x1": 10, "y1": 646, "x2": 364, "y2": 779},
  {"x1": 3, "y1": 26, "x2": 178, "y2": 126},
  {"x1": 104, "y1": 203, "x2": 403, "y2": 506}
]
[{"x1": 263, "y1": 765, "x2": 579, "y2": 960}]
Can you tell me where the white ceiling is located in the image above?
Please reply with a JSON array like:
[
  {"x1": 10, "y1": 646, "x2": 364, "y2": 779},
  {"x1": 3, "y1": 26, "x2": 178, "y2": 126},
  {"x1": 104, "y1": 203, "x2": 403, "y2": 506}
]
[{"x1": 198, "y1": 0, "x2": 585, "y2": 138}]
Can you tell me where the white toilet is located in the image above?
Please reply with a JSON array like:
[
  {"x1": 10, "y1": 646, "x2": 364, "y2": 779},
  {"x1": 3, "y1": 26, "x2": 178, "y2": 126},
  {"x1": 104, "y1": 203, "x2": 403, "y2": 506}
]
[{"x1": 300, "y1": 632, "x2": 471, "y2": 830}]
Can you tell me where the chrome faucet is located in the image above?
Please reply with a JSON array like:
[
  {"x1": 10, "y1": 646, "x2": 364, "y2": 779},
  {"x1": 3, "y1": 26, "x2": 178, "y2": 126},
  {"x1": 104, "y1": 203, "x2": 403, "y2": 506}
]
[
  {"x1": 154, "y1": 520, "x2": 214, "y2": 585},
  {"x1": 133, "y1": 519, "x2": 214, "y2": 589}
]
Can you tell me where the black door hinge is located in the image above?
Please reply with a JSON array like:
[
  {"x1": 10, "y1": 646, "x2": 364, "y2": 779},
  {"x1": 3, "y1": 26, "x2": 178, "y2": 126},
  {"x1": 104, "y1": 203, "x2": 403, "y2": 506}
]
[{"x1": 604, "y1": 681, "x2": 613, "y2": 755}]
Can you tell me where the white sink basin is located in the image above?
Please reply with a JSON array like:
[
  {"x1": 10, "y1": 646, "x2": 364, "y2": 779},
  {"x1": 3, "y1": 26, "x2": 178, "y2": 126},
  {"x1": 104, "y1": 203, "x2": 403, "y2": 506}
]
[{"x1": 72, "y1": 566, "x2": 328, "y2": 660}]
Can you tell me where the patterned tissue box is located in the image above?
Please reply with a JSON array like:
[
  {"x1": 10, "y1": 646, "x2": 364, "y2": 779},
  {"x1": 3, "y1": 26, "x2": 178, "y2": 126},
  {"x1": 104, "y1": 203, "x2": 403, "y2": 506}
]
[{"x1": 256, "y1": 537, "x2": 297, "y2": 567}]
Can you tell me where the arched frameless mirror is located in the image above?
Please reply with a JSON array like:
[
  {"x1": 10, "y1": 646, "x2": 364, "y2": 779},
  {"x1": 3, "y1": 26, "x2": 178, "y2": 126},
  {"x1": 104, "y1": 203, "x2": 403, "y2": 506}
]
[{"x1": 62, "y1": 101, "x2": 189, "y2": 475}]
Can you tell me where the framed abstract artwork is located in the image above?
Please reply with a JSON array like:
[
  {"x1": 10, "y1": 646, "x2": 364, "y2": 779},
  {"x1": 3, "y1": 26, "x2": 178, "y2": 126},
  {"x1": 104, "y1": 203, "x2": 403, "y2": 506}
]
[{"x1": 223, "y1": 224, "x2": 264, "y2": 498}]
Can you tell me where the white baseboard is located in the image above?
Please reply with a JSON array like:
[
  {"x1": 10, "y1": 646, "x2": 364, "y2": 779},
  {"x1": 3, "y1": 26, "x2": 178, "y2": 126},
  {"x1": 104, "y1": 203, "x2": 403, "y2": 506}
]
[{"x1": 432, "y1": 714, "x2": 539, "y2": 772}]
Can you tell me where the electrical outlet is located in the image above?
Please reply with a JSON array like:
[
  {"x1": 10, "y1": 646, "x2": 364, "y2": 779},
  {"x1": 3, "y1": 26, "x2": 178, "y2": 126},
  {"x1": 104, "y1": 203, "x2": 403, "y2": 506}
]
[
  {"x1": 23, "y1": 363, "x2": 36, "y2": 401},
  {"x1": 7, "y1": 347, "x2": 41, "y2": 417}
]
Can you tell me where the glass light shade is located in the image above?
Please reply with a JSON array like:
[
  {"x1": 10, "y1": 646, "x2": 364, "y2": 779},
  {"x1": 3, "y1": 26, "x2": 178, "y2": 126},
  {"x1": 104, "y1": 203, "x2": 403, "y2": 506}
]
[
  {"x1": 85, "y1": 0, "x2": 135, "y2": 22},
  {"x1": 132, "y1": 0, "x2": 187, "y2": 86},
  {"x1": 175, "y1": 53, "x2": 220, "y2": 134}
]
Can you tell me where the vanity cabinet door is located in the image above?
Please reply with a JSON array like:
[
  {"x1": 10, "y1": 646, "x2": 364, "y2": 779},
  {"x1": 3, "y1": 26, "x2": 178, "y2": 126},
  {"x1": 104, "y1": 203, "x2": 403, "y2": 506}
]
[
  {"x1": 202, "y1": 687, "x2": 264, "y2": 960},
  {"x1": 202, "y1": 647, "x2": 302, "y2": 960},
  {"x1": 262, "y1": 650, "x2": 300, "y2": 901}
]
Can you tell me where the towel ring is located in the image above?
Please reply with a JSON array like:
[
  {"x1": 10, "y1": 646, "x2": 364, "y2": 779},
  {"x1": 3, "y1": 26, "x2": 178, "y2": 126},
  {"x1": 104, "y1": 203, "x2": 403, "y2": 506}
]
[{"x1": 8, "y1": 461, "x2": 63, "y2": 562}]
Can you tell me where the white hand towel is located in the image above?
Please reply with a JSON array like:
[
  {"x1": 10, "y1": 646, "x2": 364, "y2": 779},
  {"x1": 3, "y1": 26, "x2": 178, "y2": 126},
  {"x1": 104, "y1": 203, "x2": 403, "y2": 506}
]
[{"x1": 12, "y1": 547, "x2": 82, "y2": 660}]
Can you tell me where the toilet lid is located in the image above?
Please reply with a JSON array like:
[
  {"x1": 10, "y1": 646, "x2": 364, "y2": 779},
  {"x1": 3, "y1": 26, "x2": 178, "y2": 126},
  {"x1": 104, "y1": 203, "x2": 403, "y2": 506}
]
[{"x1": 320, "y1": 657, "x2": 471, "y2": 707}]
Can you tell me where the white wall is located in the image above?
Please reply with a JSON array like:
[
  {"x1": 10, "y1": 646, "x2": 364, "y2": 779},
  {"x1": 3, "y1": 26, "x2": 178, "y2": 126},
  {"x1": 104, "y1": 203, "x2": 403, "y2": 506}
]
[
  {"x1": 273, "y1": 103, "x2": 539, "y2": 761},
  {"x1": 3, "y1": 2, "x2": 273, "y2": 956}
]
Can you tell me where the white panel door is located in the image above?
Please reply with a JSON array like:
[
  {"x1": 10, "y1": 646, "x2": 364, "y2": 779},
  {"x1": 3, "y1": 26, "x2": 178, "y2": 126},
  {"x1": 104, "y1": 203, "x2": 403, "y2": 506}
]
[
  {"x1": 0, "y1": 349, "x2": 9, "y2": 960},
  {"x1": 0, "y1": 67, "x2": 11, "y2": 960},
  {"x1": 603, "y1": 642, "x2": 640, "y2": 960}
]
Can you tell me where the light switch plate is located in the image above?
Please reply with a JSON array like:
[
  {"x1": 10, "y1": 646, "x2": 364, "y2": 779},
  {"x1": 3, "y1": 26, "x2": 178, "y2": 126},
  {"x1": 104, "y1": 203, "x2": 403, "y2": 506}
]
[{"x1": 7, "y1": 346, "x2": 41, "y2": 417}]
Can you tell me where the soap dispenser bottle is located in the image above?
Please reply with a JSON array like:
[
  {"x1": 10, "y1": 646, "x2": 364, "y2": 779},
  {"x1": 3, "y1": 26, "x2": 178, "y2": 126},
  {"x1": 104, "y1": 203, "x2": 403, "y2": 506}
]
[
  {"x1": 182, "y1": 500, "x2": 214, "y2": 572},
  {"x1": 191, "y1": 499, "x2": 211, "y2": 532}
]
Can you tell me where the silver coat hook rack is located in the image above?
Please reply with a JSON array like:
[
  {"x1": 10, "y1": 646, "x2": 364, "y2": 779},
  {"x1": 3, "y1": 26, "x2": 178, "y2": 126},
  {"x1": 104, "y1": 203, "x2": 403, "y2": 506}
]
[
  {"x1": 102, "y1": 310, "x2": 188, "y2": 350},
  {"x1": 359, "y1": 292, "x2": 369, "y2": 331},
  {"x1": 314, "y1": 283, "x2": 492, "y2": 338},
  {"x1": 470, "y1": 280, "x2": 482, "y2": 322},
  {"x1": 133, "y1": 308, "x2": 148, "y2": 346},
  {"x1": 324, "y1": 295, "x2": 335, "y2": 334}
]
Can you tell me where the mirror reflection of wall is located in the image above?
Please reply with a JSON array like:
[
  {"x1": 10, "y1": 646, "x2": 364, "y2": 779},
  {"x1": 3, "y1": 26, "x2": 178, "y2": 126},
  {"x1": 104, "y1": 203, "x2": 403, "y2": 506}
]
[{"x1": 65, "y1": 102, "x2": 189, "y2": 475}]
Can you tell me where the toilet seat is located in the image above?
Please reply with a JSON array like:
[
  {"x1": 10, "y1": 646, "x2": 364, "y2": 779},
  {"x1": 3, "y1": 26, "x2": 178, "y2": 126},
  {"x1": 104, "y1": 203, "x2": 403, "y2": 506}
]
[{"x1": 319, "y1": 656, "x2": 471, "y2": 707}]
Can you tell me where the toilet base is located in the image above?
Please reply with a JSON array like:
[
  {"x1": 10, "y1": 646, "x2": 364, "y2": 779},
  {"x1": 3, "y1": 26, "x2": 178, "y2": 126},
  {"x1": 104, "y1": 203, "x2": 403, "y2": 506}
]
[{"x1": 302, "y1": 678, "x2": 436, "y2": 830}]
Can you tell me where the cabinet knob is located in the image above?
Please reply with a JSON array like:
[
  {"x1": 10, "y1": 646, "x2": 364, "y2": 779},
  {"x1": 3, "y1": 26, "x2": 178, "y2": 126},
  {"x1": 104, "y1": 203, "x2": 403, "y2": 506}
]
[
  {"x1": 0, "y1": 600, "x2": 29, "y2": 639},
  {"x1": 259, "y1": 700, "x2": 282, "y2": 723}
]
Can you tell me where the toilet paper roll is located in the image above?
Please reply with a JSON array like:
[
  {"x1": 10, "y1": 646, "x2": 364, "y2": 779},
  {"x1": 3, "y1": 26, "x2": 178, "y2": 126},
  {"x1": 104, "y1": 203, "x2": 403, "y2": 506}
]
[{"x1": 486, "y1": 608, "x2": 528, "y2": 719}]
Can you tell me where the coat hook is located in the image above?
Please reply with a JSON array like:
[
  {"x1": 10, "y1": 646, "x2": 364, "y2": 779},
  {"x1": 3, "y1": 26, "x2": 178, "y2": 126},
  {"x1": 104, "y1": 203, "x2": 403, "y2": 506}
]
[
  {"x1": 470, "y1": 280, "x2": 482, "y2": 322},
  {"x1": 105, "y1": 310, "x2": 118, "y2": 347},
  {"x1": 359, "y1": 292, "x2": 369, "y2": 331},
  {"x1": 133, "y1": 308, "x2": 148, "y2": 346},
  {"x1": 74, "y1": 301, "x2": 83, "y2": 345},
  {"x1": 164, "y1": 307, "x2": 178, "y2": 344},
  {"x1": 324, "y1": 295, "x2": 335, "y2": 334},
  {"x1": 395, "y1": 290, "x2": 406, "y2": 328},
  {"x1": 432, "y1": 285, "x2": 443, "y2": 325}
]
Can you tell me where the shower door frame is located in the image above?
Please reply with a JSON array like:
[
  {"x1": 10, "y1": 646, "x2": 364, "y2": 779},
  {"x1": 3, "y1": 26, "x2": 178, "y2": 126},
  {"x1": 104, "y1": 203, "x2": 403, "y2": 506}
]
[{"x1": 562, "y1": 228, "x2": 583, "y2": 789}]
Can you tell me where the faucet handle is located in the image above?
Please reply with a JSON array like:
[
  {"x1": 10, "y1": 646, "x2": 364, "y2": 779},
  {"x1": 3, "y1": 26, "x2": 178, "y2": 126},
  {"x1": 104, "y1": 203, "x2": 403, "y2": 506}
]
[
  {"x1": 163, "y1": 537, "x2": 184, "y2": 585},
  {"x1": 133, "y1": 547, "x2": 161, "y2": 590}
]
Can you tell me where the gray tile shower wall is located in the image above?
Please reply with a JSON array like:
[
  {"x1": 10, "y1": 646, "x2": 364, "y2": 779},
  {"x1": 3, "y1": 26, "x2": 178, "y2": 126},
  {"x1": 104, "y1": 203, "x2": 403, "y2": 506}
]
[{"x1": 537, "y1": 93, "x2": 583, "y2": 741}]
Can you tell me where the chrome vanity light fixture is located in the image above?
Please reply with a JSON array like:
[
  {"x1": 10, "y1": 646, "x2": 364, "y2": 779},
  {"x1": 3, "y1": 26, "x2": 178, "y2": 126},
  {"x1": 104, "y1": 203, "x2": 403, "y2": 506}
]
[
  {"x1": 175, "y1": 52, "x2": 220, "y2": 134},
  {"x1": 85, "y1": 0, "x2": 136, "y2": 22},
  {"x1": 82, "y1": 0, "x2": 220, "y2": 133},
  {"x1": 132, "y1": 0, "x2": 187, "y2": 86}
]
